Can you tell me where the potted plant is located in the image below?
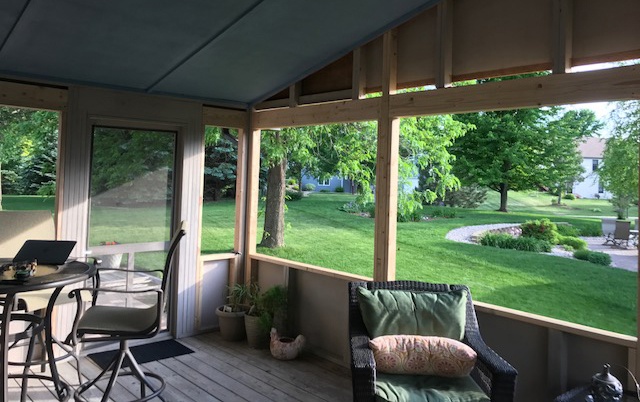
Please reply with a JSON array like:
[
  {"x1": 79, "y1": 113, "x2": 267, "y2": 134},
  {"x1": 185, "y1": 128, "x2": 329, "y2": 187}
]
[
  {"x1": 244, "y1": 282, "x2": 269, "y2": 348},
  {"x1": 262, "y1": 285, "x2": 305, "y2": 360},
  {"x1": 215, "y1": 283, "x2": 249, "y2": 341}
]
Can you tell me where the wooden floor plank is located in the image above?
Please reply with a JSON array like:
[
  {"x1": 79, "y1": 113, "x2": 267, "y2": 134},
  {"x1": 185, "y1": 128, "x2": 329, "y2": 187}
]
[{"x1": 6, "y1": 333, "x2": 352, "y2": 401}]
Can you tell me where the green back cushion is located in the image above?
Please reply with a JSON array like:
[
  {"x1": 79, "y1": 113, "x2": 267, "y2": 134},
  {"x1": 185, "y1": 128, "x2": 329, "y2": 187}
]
[{"x1": 356, "y1": 287, "x2": 467, "y2": 340}]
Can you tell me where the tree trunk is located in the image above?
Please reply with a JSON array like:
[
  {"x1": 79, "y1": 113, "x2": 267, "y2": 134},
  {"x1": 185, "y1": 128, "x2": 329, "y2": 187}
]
[
  {"x1": 556, "y1": 190, "x2": 562, "y2": 206},
  {"x1": 498, "y1": 182, "x2": 509, "y2": 212},
  {"x1": 260, "y1": 158, "x2": 287, "y2": 248}
]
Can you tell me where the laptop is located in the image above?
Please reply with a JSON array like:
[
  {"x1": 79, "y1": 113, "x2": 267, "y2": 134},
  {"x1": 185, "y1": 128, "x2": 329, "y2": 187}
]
[{"x1": 13, "y1": 240, "x2": 77, "y2": 265}]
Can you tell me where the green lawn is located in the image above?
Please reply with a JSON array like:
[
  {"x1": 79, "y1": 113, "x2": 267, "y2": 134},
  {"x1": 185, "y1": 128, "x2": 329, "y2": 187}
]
[
  {"x1": 258, "y1": 192, "x2": 637, "y2": 336},
  {"x1": 4, "y1": 193, "x2": 637, "y2": 336}
]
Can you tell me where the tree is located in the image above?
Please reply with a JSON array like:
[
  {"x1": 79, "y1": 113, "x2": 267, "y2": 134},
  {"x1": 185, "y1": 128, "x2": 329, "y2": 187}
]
[
  {"x1": 260, "y1": 128, "x2": 315, "y2": 248},
  {"x1": 203, "y1": 127, "x2": 238, "y2": 201},
  {"x1": 599, "y1": 101, "x2": 640, "y2": 219},
  {"x1": 398, "y1": 114, "x2": 472, "y2": 220},
  {"x1": 0, "y1": 107, "x2": 59, "y2": 208},
  {"x1": 452, "y1": 108, "x2": 551, "y2": 212},
  {"x1": 451, "y1": 107, "x2": 600, "y2": 212},
  {"x1": 540, "y1": 109, "x2": 602, "y2": 204}
]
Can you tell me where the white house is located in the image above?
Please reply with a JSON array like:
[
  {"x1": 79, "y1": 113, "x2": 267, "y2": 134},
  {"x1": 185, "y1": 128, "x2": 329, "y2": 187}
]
[{"x1": 572, "y1": 137, "x2": 612, "y2": 199}]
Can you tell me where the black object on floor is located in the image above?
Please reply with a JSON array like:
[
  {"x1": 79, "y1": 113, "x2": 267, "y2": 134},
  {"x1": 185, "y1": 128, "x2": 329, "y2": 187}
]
[{"x1": 87, "y1": 339, "x2": 194, "y2": 370}]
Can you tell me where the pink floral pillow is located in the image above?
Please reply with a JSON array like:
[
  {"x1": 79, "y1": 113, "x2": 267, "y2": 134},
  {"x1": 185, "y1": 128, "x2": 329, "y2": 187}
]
[{"x1": 369, "y1": 335, "x2": 476, "y2": 377}]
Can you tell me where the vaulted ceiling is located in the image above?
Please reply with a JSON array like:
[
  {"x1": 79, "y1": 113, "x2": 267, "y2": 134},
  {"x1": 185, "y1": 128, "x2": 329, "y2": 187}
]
[{"x1": 0, "y1": 0, "x2": 439, "y2": 109}]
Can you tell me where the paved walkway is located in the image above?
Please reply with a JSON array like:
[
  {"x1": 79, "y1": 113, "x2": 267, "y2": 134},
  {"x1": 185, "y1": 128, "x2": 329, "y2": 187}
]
[{"x1": 445, "y1": 224, "x2": 638, "y2": 272}]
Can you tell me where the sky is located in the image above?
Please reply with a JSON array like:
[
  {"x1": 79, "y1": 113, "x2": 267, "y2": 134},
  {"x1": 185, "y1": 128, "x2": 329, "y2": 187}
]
[{"x1": 564, "y1": 62, "x2": 631, "y2": 136}]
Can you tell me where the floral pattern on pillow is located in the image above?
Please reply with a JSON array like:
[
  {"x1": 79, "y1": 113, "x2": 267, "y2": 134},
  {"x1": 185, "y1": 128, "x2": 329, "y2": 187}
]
[{"x1": 369, "y1": 335, "x2": 476, "y2": 377}]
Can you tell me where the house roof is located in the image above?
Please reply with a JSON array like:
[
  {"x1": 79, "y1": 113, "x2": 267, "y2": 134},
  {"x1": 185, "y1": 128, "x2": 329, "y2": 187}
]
[
  {"x1": 578, "y1": 137, "x2": 606, "y2": 159},
  {"x1": 0, "y1": 0, "x2": 439, "y2": 110}
]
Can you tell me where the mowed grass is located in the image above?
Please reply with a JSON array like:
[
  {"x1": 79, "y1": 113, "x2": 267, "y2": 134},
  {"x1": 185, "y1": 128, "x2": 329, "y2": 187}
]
[
  {"x1": 257, "y1": 192, "x2": 637, "y2": 336},
  {"x1": 5, "y1": 193, "x2": 636, "y2": 335}
]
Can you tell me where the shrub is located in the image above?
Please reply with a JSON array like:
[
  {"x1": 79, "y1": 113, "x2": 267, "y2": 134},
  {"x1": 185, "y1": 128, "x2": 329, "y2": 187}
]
[
  {"x1": 319, "y1": 189, "x2": 330, "y2": 193},
  {"x1": 303, "y1": 183, "x2": 315, "y2": 191},
  {"x1": 557, "y1": 235, "x2": 587, "y2": 250},
  {"x1": 520, "y1": 219, "x2": 558, "y2": 244},
  {"x1": 285, "y1": 189, "x2": 303, "y2": 201},
  {"x1": 573, "y1": 250, "x2": 612, "y2": 266},
  {"x1": 480, "y1": 233, "x2": 552, "y2": 252},
  {"x1": 334, "y1": 186, "x2": 344, "y2": 193},
  {"x1": 286, "y1": 178, "x2": 297, "y2": 186},
  {"x1": 556, "y1": 224, "x2": 580, "y2": 237},
  {"x1": 563, "y1": 194, "x2": 576, "y2": 200},
  {"x1": 444, "y1": 185, "x2": 488, "y2": 208},
  {"x1": 480, "y1": 233, "x2": 514, "y2": 248},
  {"x1": 577, "y1": 222, "x2": 602, "y2": 237}
]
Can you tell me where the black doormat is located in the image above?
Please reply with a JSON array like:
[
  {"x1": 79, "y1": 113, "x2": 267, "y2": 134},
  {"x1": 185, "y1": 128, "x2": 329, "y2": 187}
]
[{"x1": 87, "y1": 339, "x2": 194, "y2": 370}]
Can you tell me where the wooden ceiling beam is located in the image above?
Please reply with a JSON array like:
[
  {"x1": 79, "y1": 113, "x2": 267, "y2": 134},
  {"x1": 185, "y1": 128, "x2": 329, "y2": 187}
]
[
  {"x1": 390, "y1": 64, "x2": 640, "y2": 118},
  {"x1": 552, "y1": 0, "x2": 573, "y2": 74},
  {"x1": 202, "y1": 106, "x2": 248, "y2": 128},
  {"x1": 0, "y1": 80, "x2": 67, "y2": 111},
  {"x1": 435, "y1": 0, "x2": 453, "y2": 88}
]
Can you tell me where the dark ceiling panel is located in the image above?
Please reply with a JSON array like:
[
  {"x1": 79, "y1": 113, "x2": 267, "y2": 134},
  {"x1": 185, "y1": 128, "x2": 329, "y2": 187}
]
[
  {"x1": 152, "y1": 0, "x2": 439, "y2": 106},
  {"x1": 0, "y1": 1, "x2": 29, "y2": 48},
  {"x1": 0, "y1": 0, "x2": 438, "y2": 108},
  {"x1": 0, "y1": 0, "x2": 259, "y2": 89}
]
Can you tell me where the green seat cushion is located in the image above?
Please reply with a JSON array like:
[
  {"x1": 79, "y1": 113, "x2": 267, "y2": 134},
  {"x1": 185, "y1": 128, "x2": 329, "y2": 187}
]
[
  {"x1": 356, "y1": 287, "x2": 467, "y2": 340},
  {"x1": 375, "y1": 373, "x2": 489, "y2": 402}
]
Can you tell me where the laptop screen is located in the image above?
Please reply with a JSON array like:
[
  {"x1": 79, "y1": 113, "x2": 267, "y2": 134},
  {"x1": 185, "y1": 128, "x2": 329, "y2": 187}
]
[{"x1": 13, "y1": 240, "x2": 77, "y2": 265}]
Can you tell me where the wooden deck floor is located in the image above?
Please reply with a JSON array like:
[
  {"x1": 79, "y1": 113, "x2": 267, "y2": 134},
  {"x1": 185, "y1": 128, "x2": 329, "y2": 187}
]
[{"x1": 9, "y1": 332, "x2": 352, "y2": 401}]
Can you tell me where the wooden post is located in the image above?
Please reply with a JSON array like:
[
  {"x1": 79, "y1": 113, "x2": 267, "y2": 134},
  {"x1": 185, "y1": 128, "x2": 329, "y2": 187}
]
[
  {"x1": 232, "y1": 127, "x2": 248, "y2": 285},
  {"x1": 627, "y1": 137, "x2": 640, "y2": 384},
  {"x1": 244, "y1": 125, "x2": 261, "y2": 283},
  {"x1": 373, "y1": 30, "x2": 399, "y2": 282}
]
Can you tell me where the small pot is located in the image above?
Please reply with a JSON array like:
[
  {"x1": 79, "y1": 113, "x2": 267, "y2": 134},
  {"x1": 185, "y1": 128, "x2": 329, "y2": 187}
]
[{"x1": 270, "y1": 328, "x2": 305, "y2": 360}]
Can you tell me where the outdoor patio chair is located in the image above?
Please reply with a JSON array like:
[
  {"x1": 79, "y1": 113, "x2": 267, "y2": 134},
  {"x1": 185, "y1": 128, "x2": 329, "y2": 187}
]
[
  {"x1": 69, "y1": 221, "x2": 186, "y2": 402},
  {"x1": 348, "y1": 281, "x2": 517, "y2": 402},
  {"x1": 612, "y1": 220, "x2": 631, "y2": 248},
  {"x1": 601, "y1": 217, "x2": 617, "y2": 245}
]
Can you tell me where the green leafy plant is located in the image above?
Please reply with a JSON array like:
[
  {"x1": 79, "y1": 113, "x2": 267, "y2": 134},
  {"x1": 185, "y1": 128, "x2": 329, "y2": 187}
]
[
  {"x1": 303, "y1": 183, "x2": 315, "y2": 191},
  {"x1": 285, "y1": 189, "x2": 303, "y2": 201},
  {"x1": 334, "y1": 186, "x2": 344, "y2": 193},
  {"x1": 480, "y1": 233, "x2": 552, "y2": 252},
  {"x1": 224, "y1": 283, "x2": 250, "y2": 312},
  {"x1": 573, "y1": 250, "x2": 612, "y2": 266},
  {"x1": 555, "y1": 224, "x2": 580, "y2": 237},
  {"x1": 557, "y1": 235, "x2": 587, "y2": 251},
  {"x1": 520, "y1": 218, "x2": 559, "y2": 244}
]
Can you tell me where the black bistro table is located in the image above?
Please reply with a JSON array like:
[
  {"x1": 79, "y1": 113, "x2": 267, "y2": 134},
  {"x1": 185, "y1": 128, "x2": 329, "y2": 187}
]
[{"x1": 0, "y1": 259, "x2": 95, "y2": 401}]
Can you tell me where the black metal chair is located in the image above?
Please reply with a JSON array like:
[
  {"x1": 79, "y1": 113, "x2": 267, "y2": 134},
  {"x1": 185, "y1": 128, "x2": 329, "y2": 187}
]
[
  {"x1": 69, "y1": 221, "x2": 186, "y2": 402},
  {"x1": 348, "y1": 281, "x2": 517, "y2": 402}
]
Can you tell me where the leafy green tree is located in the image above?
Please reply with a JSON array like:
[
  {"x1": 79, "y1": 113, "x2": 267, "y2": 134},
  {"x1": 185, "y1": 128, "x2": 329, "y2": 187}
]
[
  {"x1": 599, "y1": 101, "x2": 640, "y2": 219},
  {"x1": 451, "y1": 107, "x2": 599, "y2": 212},
  {"x1": 398, "y1": 115, "x2": 472, "y2": 220},
  {"x1": 541, "y1": 109, "x2": 602, "y2": 204},
  {"x1": 260, "y1": 127, "x2": 316, "y2": 248},
  {"x1": 203, "y1": 127, "x2": 237, "y2": 201},
  {"x1": 0, "y1": 107, "x2": 59, "y2": 208},
  {"x1": 451, "y1": 108, "x2": 551, "y2": 212}
]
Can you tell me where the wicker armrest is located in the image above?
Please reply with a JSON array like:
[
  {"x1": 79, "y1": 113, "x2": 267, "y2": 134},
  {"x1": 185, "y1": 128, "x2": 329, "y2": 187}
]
[
  {"x1": 465, "y1": 333, "x2": 517, "y2": 402},
  {"x1": 350, "y1": 333, "x2": 376, "y2": 402}
]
